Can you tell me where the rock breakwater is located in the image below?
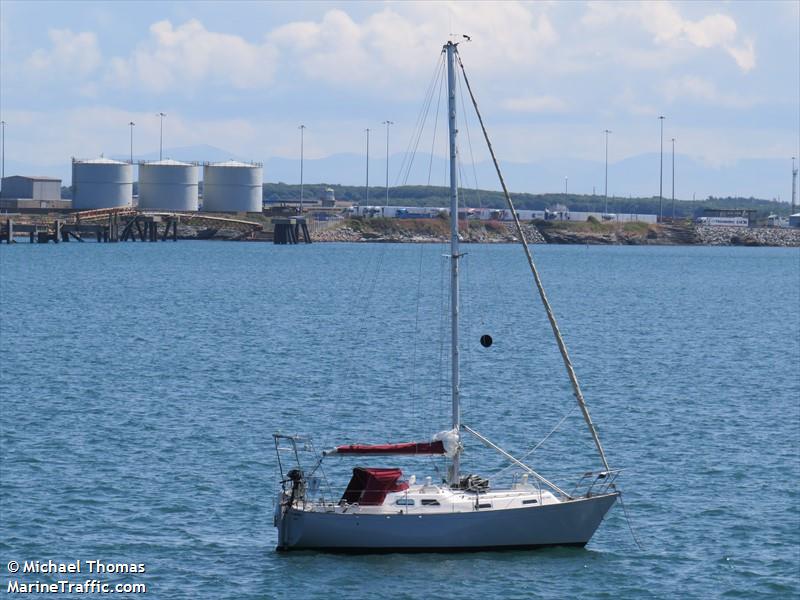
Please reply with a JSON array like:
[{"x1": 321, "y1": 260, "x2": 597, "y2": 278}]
[
  {"x1": 313, "y1": 219, "x2": 546, "y2": 244},
  {"x1": 694, "y1": 226, "x2": 800, "y2": 247},
  {"x1": 313, "y1": 218, "x2": 799, "y2": 247}
]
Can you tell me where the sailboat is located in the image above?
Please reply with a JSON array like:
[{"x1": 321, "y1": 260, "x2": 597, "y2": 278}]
[{"x1": 273, "y1": 40, "x2": 619, "y2": 552}]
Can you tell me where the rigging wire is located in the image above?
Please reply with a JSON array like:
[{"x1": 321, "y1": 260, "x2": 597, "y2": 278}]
[
  {"x1": 409, "y1": 57, "x2": 445, "y2": 187},
  {"x1": 458, "y1": 157, "x2": 484, "y2": 336},
  {"x1": 618, "y1": 491, "x2": 645, "y2": 551},
  {"x1": 437, "y1": 116, "x2": 450, "y2": 420},
  {"x1": 461, "y1": 252, "x2": 474, "y2": 418},
  {"x1": 455, "y1": 150, "x2": 476, "y2": 417},
  {"x1": 437, "y1": 247, "x2": 448, "y2": 414},
  {"x1": 456, "y1": 64, "x2": 508, "y2": 339},
  {"x1": 307, "y1": 447, "x2": 335, "y2": 504},
  {"x1": 434, "y1": 53, "x2": 449, "y2": 425},
  {"x1": 427, "y1": 454, "x2": 444, "y2": 482},
  {"x1": 455, "y1": 48, "x2": 612, "y2": 472},
  {"x1": 427, "y1": 64, "x2": 446, "y2": 186},
  {"x1": 449, "y1": 110, "x2": 479, "y2": 421},
  {"x1": 455, "y1": 61, "x2": 483, "y2": 211},
  {"x1": 489, "y1": 403, "x2": 578, "y2": 481},
  {"x1": 330, "y1": 54, "x2": 442, "y2": 436},
  {"x1": 394, "y1": 53, "x2": 445, "y2": 188},
  {"x1": 409, "y1": 242, "x2": 426, "y2": 432}
]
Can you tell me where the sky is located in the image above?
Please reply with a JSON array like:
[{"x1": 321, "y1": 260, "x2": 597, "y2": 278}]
[{"x1": 1, "y1": 1, "x2": 798, "y2": 196}]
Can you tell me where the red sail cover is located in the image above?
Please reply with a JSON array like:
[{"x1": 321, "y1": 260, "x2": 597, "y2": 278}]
[
  {"x1": 341, "y1": 467, "x2": 409, "y2": 506},
  {"x1": 334, "y1": 440, "x2": 446, "y2": 455}
]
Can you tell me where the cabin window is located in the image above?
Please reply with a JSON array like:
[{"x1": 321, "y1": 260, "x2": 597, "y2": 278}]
[
  {"x1": 522, "y1": 499, "x2": 538, "y2": 505},
  {"x1": 395, "y1": 498, "x2": 415, "y2": 506},
  {"x1": 420, "y1": 499, "x2": 440, "y2": 506},
  {"x1": 478, "y1": 503, "x2": 492, "y2": 509}
]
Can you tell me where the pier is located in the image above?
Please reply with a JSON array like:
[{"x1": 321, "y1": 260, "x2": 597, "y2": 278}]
[
  {"x1": 272, "y1": 217, "x2": 311, "y2": 244},
  {"x1": 2, "y1": 220, "x2": 52, "y2": 244},
  {"x1": 0, "y1": 209, "x2": 264, "y2": 244},
  {"x1": 119, "y1": 214, "x2": 178, "y2": 242}
]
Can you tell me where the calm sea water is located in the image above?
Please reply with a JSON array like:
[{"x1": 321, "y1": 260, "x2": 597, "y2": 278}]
[{"x1": 1, "y1": 241, "x2": 798, "y2": 599}]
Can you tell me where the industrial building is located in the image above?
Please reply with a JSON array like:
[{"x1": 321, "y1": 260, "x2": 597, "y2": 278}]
[
  {"x1": 138, "y1": 159, "x2": 199, "y2": 211},
  {"x1": 202, "y1": 161, "x2": 262, "y2": 213},
  {"x1": 72, "y1": 158, "x2": 133, "y2": 210},
  {"x1": 0, "y1": 175, "x2": 69, "y2": 209},
  {"x1": 700, "y1": 208, "x2": 757, "y2": 227}
]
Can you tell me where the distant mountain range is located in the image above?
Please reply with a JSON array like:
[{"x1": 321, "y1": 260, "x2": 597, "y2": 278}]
[{"x1": 2, "y1": 143, "x2": 795, "y2": 203}]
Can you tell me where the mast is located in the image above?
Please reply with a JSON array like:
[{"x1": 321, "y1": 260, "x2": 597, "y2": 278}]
[{"x1": 445, "y1": 41, "x2": 461, "y2": 486}]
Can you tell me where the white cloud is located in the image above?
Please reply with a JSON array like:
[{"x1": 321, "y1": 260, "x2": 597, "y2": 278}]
[
  {"x1": 643, "y1": 5, "x2": 737, "y2": 48},
  {"x1": 660, "y1": 75, "x2": 760, "y2": 109},
  {"x1": 270, "y1": 10, "x2": 376, "y2": 85},
  {"x1": 269, "y1": 2, "x2": 559, "y2": 87},
  {"x1": 5, "y1": 2, "x2": 792, "y2": 175},
  {"x1": 580, "y1": 1, "x2": 756, "y2": 72},
  {"x1": 22, "y1": 20, "x2": 278, "y2": 93},
  {"x1": 26, "y1": 29, "x2": 102, "y2": 77},
  {"x1": 108, "y1": 19, "x2": 277, "y2": 91},
  {"x1": 502, "y1": 95, "x2": 569, "y2": 113},
  {"x1": 20, "y1": 4, "x2": 559, "y2": 95},
  {"x1": 725, "y1": 38, "x2": 756, "y2": 72}
]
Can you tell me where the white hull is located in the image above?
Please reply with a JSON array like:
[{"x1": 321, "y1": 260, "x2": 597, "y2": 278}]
[{"x1": 276, "y1": 492, "x2": 618, "y2": 552}]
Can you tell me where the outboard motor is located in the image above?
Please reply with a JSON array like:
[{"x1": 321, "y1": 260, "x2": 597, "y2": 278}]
[{"x1": 285, "y1": 469, "x2": 306, "y2": 507}]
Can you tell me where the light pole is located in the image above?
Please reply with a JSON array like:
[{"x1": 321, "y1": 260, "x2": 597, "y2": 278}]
[
  {"x1": 792, "y1": 157, "x2": 797, "y2": 215},
  {"x1": 299, "y1": 124, "x2": 306, "y2": 213},
  {"x1": 382, "y1": 120, "x2": 393, "y2": 208},
  {"x1": 604, "y1": 129, "x2": 611, "y2": 214},
  {"x1": 658, "y1": 115, "x2": 665, "y2": 221},
  {"x1": 671, "y1": 137, "x2": 676, "y2": 219},
  {"x1": 1, "y1": 120, "x2": 5, "y2": 187},
  {"x1": 129, "y1": 122, "x2": 135, "y2": 164},
  {"x1": 158, "y1": 112, "x2": 166, "y2": 160},
  {"x1": 365, "y1": 128, "x2": 370, "y2": 205}
]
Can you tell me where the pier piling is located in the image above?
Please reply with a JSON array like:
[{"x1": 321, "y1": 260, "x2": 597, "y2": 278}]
[{"x1": 272, "y1": 217, "x2": 311, "y2": 244}]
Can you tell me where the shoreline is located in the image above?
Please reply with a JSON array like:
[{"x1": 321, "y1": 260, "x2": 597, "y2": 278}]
[
  {"x1": 2, "y1": 213, "x2": 798, "y2": 247},
  {"x1": 313, "y1": 219, "x2": 800, "y2": 247}
]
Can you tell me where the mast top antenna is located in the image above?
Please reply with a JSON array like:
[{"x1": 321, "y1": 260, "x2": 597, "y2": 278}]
[{"x1": 445, "y1": 33, "x2": 467, "y2": 46}]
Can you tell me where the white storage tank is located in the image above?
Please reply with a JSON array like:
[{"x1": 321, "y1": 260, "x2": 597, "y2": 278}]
[
  {"x1": 322, "y1": 187, "x2": 336, "y2": 207},
  {"x1": 138, "y1": 159, "x2": 199, "y2": 211},
  {"x1": 72, "y1": 158, "x2": 133, "y2": 210},
  {"x1": 202, "y1": 161, "x2": 262, "y2": 212}
]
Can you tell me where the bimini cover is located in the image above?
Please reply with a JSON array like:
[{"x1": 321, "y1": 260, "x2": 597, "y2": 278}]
[
  {"x1": 330, "y1": 429, "x2": 460, "y2": 458},
  {"x1": 340, "y1": 467, "x2": 409, "y2": 506},
  {"x1": 334, "y1": 441, "x2": 446, "y2": 455}
]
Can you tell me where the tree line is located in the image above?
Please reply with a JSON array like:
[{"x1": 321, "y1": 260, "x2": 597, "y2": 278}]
[
  {"x1": 59, "y1": 182, "x2": 790, "y2": 219},
  {"x1": 262, "y1": 183, "x2": 793, "y2": 219}
]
